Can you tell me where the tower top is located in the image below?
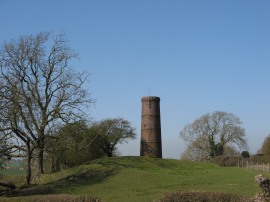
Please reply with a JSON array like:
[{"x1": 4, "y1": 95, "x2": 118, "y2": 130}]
[{"x1": 141, "y1": 96, "x2": 160, "y2": 102}]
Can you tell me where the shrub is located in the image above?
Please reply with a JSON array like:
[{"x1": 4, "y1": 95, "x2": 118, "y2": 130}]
[
  {"x1": 255, "y1": 174, "x2": 270, "y2": 201},
  {"x1": 250, "y1": 154, "x2": 270, "y2": 164},
  {"x1": 157, "y1": 191, "x2": 252, "y2": 202},
  {"x1": 212, "y1": 156, "x2": 242, "y2": 166},
  {"x1": 241, "y1": 151, "x2": 250, "y2": 158}
]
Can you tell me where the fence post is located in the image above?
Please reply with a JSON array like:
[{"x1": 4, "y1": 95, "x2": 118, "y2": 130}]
[{"x1": 247, "y1": 161, "x2": 249, "y2": 170}]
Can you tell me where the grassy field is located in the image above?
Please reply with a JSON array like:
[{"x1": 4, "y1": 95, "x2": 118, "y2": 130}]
[
  {"x1": 0, "y1": 160, "x2": 25, "y2": 186},
  {"x1": 0, "y1": 156, "x2": 263, "y2": 201}
]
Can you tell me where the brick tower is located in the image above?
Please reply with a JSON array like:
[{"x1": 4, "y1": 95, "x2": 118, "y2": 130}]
[{"x1": 140, "y1": 96, "x2": 162, "y2": 158}]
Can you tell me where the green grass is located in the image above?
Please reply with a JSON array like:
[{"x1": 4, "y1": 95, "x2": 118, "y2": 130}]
[
  {"x1": 0, "y1": 160, "x2": 25, "y2": 186},
  {"x1": 0, "y1": 169, "x2": 25, "y2": 177},
  {"x1": 0, "y1": 156, "x2": 263, "y2": 202}
]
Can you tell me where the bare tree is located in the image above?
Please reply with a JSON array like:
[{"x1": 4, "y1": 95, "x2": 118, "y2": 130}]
[
  {"x1": 0, "y1": 128, "x2": 24, "y2": 188},
  {"x1": 180, "y1": 111, "x2": 247, "y2": 160},
  {"x1": 0, "y1": 32, "x2": 94, "y2": 183},
  {"x1": 0, "y1": 132, "x2": 12, "y2": 168},
  {"x1": 93, "y1": 118, "x2": 137, "y2": 157},
  {"x1": 0, "y1": 121, "x2": 25, "y2": 167},
  {"x1": 180, "y1": 136, "x2": 210, "y2": 161}
]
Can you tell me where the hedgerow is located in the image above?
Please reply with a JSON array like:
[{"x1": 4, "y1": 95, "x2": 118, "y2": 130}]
[{"x1": 157, "y1": 191, "x2": 252, "y2": 202}]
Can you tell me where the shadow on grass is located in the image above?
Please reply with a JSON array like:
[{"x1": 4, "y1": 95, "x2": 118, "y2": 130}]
[{"x1": 1, "y1": 167, "x2": 116, "y2": 197}]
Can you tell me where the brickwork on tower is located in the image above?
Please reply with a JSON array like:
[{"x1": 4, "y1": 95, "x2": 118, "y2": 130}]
[{"x1": 140, "y1": 96, "x2": 162, "y2": 158}]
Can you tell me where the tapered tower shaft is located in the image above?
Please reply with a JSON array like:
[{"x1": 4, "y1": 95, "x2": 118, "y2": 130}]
[{"x1": 140, "y1": 96, "x2": 162, "y2": 158}]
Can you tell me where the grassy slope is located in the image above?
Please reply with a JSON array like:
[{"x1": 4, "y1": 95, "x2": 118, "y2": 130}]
[{"x1": 1, "y1": 156, "x2": 262, "y2": 202}]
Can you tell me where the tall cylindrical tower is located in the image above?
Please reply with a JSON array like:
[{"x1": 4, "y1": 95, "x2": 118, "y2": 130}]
[{"x1": 140, "y1": 96, "x2": 162, "y2": 158}]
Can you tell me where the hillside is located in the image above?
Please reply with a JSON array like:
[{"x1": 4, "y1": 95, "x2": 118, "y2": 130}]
[{"x1": 0, "y1": 156, "x2": 261, "y2": 202}]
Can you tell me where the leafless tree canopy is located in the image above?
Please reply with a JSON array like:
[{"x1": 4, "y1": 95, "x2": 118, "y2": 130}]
[
  {"x1": 180, "y1": 111, "x2": 248, "y2": 160},
  {"x1": 0, "y1": 32, "x2": 94, "y2": 180}
]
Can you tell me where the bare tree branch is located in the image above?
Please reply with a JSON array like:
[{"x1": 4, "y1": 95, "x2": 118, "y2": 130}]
[{"x1": 0, "y1": 32, "x2": 94, "y2": 178}]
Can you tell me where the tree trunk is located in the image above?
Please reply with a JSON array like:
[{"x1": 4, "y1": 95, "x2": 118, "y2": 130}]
[
  {"x1": 108, "y1": 152, "x2": 113, "y2": 157},
  {"x1": 25, "y1": 141, "x2": 33, "y2": 186},
  {"x1": 208, "y1": 136, "x2": 216, "y2": 158},
  {"x1": 38, "y1": 147, "x2": 44, "y2": 174},
  {"x1": 51, "y1": 155, "x2": 60, "y2": 173},
  {"x1": 107, "y1": 147, "x2": 114, "y2": 157}
]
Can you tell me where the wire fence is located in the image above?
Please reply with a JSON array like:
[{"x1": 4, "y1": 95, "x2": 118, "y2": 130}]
[{"x1": 238, "y1": 159, "x2": 270, "y2": 173}]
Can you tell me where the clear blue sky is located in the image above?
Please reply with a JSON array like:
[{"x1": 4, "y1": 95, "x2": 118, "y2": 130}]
[{"x1": 1, "y1": 0, "x2": 270, "y2": 158}]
